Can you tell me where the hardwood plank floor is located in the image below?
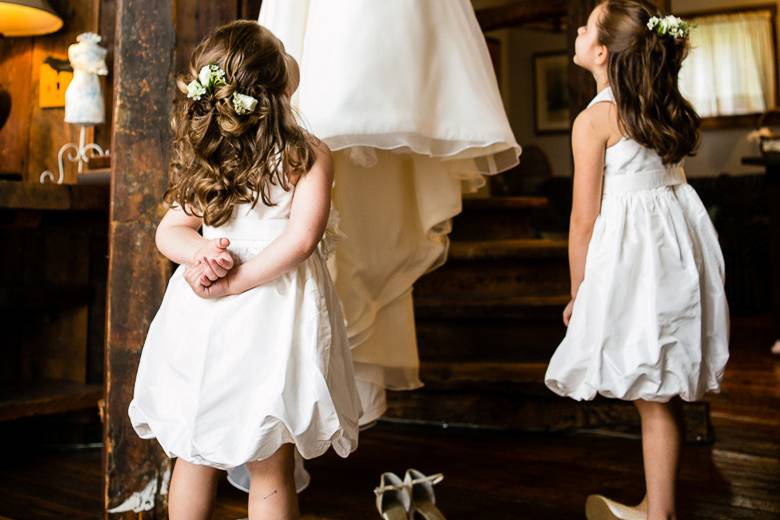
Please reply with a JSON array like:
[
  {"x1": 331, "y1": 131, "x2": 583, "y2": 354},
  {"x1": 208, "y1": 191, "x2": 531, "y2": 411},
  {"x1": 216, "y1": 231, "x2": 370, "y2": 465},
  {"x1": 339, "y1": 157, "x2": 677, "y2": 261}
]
[{"x1": 0, "y1": 315, "x2": 777, "y2": 519}]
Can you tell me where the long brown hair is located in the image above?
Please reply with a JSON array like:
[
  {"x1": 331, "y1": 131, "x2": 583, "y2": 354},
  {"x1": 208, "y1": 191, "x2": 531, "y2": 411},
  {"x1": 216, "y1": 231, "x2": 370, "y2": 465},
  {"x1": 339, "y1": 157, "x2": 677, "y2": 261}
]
[
  {"x1": 597, "y1": 0, "x2": 700, "y2": 165},
  {"x1": 165, "y1": 20, "x2": 315, "y2": 227}
]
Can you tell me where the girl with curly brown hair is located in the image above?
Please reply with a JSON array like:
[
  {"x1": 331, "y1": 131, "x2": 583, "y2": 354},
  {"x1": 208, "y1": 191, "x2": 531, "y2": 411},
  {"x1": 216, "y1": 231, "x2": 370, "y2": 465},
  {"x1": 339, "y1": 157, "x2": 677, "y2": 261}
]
[
  {"x1": 127, "y1": 20, "x2": 361, "y2": 520},
  {"x1": 544, "y1": 2, "x2": 729, "y2": 519}
]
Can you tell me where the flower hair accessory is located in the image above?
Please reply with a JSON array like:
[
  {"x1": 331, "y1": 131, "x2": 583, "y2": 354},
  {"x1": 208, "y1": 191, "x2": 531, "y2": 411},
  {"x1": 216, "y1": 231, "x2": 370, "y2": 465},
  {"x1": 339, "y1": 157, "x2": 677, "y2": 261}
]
[
  {"x1": 232, "y1": 92, "x2": 258, "y2": 115},
  {"x1": 185, "y1": 64, "x2": 258, "y2": 116},
  {"x1": 647, "y1": 15, "x2": 691, "y2": 40}
]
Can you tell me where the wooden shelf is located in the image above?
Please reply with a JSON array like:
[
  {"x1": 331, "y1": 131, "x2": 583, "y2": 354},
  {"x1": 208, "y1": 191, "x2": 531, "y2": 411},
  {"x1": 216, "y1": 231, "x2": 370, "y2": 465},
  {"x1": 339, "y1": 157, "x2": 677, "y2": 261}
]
[
  {"x1": 0, "y1": 380, "x2": 102, "y2": 422},
  {"x1": 0, "y1": 181, "x2": 109, "y2": 212}
]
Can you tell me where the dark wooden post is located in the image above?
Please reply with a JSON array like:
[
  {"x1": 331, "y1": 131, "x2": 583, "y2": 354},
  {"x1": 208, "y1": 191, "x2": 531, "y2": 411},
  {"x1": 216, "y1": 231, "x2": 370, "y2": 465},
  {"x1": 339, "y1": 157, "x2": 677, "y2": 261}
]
[
  {"x1": 103, "y1": 0, "x2": 176, "y2": 517},
  {"x1": 240, "y1": 0, "x2": 263, "y2": 22}
]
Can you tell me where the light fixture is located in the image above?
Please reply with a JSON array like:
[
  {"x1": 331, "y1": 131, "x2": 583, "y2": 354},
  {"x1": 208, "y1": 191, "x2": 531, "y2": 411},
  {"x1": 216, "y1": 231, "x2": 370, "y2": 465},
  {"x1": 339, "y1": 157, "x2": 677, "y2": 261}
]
[{"x1": 0, "y1": 0, "x2": 63, "y2": 37}]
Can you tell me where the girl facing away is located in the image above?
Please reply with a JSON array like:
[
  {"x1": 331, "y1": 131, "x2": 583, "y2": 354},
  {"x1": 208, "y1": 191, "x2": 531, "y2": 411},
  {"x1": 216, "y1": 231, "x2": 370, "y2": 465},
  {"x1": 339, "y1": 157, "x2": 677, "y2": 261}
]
[
  {"x1": 545, "y1": 1, "x2": 729, "y2": 519},
  {"x1": 127, "y1": 20, "x2": 361, "y2": 520}
]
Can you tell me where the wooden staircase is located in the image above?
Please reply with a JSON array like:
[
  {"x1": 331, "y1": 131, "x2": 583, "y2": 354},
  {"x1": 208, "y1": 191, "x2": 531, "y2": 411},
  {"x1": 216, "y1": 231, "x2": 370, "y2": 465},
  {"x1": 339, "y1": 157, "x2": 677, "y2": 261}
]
[{"x1": 385, "y1": 196, "x2": 713, "y2": 441}]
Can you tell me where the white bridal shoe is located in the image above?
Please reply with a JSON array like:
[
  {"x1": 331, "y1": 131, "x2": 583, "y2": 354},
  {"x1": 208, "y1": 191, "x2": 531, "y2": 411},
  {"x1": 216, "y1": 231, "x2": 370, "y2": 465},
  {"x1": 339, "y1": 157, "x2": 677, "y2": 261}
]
[
  {"x1": 404, "y1": 469, "x2": 445, "y2": 519},
  {"x1": 374, "y1": 469, "x2": 445, "y2": 519},
  {"x1": 585, "y1": 495, "x2": 647, "y2": 520},
  {"x1": 374, "y1": 472, "x2": 411, "y2": 520}
]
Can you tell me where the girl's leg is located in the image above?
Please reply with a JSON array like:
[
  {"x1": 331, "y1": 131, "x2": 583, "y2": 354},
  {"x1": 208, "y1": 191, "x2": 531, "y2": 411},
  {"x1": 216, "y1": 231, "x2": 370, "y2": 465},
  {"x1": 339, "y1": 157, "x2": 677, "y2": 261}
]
[
  {"x1": 247, "y1": 444, "x2": 300, "y2": 520},
  {"x1": 168, "y1": 458, "x2": 222, "y2": 520},
  {"x1": 634, "y1": 399, "x2": 682, "y2": 520}
]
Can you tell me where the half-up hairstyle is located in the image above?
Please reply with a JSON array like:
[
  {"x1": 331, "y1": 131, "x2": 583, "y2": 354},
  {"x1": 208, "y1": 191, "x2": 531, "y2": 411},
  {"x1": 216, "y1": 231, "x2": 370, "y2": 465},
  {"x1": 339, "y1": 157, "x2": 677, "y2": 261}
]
[
  {"x1": 597, "y1": 0, "x2": 700, "y2": 165},
  {"x1": 165, "y1": 20, "x2": 315, "y2": 227}
]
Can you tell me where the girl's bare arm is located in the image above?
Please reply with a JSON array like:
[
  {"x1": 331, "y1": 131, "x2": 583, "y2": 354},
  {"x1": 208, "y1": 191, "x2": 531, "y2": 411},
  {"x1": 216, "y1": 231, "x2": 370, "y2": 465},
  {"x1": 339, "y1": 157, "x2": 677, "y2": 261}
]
[
  {"x1": 568, "y1": 104, "x2": 610, "y2": 299},
  {"x1": 225, "y1": 141, "x2": 333, "y2": 295}
]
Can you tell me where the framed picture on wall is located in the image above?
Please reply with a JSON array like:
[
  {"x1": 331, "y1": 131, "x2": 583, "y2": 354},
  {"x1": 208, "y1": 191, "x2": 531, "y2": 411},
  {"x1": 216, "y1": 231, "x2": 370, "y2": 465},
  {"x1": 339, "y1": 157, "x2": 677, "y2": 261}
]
[{"x1": 532, "y1": 51, "x2": 571, "y2": 134}]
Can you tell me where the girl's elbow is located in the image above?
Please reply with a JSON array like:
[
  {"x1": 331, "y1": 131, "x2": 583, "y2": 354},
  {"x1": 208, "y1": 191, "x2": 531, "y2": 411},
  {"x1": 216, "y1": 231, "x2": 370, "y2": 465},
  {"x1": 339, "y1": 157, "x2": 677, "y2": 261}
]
[
  {"x1": 154, "y1": 224, "x2": 170, "y2": 256},
  {"x1": 293, "y1": 229, "x2": 325, "y2": 260},
  {"x1": 298, "y1": 236, "x2": 321, "y2": 259},
  {"x1": 154, "y1": 226, "x2": 163, "y2": 253},
  {"x1": 569, "y1": 215, "x2": 596, "y2": 233}
]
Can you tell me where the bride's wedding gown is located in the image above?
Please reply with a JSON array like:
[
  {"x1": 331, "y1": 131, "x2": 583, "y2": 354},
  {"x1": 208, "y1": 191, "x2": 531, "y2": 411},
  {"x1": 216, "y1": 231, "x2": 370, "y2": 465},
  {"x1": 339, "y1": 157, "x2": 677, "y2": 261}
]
[{"x1": 259, "y1": 0, "x2": 520, "y2": 424}]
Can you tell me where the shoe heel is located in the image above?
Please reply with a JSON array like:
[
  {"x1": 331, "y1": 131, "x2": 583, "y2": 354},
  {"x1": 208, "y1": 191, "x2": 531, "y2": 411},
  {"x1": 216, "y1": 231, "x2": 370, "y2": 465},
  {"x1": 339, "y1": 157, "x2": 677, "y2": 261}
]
[
  {"x1": 411, "y1": 502, "x2": 446, "y2": 520},
  {"x1": 404, "y1": 469, "x2": 445, "y2": 520}
]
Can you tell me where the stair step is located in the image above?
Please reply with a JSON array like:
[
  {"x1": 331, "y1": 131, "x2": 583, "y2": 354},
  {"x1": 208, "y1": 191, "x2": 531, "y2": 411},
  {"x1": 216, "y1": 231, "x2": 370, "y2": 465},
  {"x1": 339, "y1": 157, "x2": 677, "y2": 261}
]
[
  {"x1": 420, "y1": 361, "x2": 548, "y2": 388},
  {"x1": 448, "y1": 238, "x2": 567, "y2": 261},
  {"x1": 414, "y1": 294, "x2": 570, "y2": 319},
  {"x1": 452, "y1": 196, "x2": 550, "y2": 240},
  {"x1": 414, "y1": 295, "x2": 568, "y2": 363},
  {"x1": 416, "y1": 319, "x2": 565, "y2": 362},
  {"x1": 461, "y1": 196, "x2": 549, "y2": 211},
  {"x1": 385, "y1": 362, "x2": 712, "y2": 441},
  {"x1": 416, "y1": 240, "x2": 570, "y2": 299}
]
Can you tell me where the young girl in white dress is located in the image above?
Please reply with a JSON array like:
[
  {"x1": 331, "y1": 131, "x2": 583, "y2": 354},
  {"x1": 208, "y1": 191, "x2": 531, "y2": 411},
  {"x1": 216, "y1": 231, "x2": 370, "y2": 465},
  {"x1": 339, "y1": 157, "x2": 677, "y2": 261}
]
[
  {"x1": 127, "y1": 21, "x2": 361, "y2": 519},
  {"x1": 544, "y1": 1, "x2": 729, "y2": 519}
]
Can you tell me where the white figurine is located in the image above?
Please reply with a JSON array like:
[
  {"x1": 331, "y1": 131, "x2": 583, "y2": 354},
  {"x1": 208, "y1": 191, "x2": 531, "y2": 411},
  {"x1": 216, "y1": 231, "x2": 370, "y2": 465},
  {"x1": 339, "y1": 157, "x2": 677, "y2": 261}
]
[{"x1": 64, "y1": 32, "x2": 108, "y2": 125}]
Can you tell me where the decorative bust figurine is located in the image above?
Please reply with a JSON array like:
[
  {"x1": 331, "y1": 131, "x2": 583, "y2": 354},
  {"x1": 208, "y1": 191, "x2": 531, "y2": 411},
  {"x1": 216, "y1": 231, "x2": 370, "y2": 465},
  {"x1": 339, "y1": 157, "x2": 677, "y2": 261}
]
[{"x1": 64, "y1": 32, "x2": 108, "y2": 125}]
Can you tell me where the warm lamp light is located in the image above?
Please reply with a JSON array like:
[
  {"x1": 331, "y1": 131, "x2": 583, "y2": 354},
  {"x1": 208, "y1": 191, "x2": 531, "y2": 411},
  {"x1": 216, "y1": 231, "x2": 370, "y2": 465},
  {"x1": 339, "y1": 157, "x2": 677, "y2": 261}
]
[{"x1": 0, "y1": 0, "x2": 63, "y2": 37}]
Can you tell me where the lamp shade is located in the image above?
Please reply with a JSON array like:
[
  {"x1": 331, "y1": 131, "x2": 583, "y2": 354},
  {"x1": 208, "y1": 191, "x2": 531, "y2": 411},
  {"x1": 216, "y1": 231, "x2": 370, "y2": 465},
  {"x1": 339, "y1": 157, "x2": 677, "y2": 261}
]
[{"x1": 0, "y1": 0, "x2": 63, "y2": 37}]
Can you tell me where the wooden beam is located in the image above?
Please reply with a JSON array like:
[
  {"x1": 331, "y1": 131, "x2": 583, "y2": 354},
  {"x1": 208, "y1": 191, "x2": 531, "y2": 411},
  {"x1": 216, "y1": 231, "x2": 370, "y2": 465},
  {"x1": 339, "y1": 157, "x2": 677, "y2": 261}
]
[
  {"x1": 103, "y1": 0, "x2": 176, "y2": 517},
  {"x1": 476, "y1": 0, "x2": 567, "y2": 32},
  {"x1": 239, "y1": 0, "x2": 263, "y2": 20}
]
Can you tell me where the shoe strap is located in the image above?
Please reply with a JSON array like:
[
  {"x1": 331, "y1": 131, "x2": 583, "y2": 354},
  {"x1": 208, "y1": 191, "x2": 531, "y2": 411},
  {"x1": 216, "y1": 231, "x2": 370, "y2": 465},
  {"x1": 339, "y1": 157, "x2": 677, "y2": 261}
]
[
  {"x1": 408, "y1": 473, "x2": 444, "y2": 487},
  {"x1": 373, "y1": 481, "x2": 408, "y2": 496}
]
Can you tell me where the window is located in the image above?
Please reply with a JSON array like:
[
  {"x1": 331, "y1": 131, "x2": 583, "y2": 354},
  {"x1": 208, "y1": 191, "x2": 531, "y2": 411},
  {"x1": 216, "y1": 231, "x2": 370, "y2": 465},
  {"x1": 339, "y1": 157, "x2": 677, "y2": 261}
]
[{"x1": 679, "y1": 9, "x2": 777, "y2": 118}]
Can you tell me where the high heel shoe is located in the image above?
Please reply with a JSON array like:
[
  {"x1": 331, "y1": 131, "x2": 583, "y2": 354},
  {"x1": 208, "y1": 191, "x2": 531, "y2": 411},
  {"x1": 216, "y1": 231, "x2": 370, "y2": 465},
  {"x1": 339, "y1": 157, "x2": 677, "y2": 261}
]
[
  {"x1": 585, "y1": 495, "x2": 647, "y2": 520},
  {"x1": 374, "y1": 472, "x2": 411, "y2": 520},
  {"x1": 404, "y1": 469, "x2": 445, "y2": 519}
]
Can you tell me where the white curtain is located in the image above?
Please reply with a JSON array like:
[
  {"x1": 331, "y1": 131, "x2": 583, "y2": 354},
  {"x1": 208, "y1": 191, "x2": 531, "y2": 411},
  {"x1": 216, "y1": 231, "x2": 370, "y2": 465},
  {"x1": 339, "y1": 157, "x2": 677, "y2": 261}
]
[{"x1": 679, "y1": 10, "x2": 776, "y2": 117}]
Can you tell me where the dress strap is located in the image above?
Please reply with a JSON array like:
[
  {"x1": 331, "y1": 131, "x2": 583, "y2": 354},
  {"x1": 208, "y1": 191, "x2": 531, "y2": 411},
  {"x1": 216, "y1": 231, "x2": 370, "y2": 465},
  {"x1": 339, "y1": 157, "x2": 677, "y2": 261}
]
[{"x1": 587, "y1": 86, "x2": 615, "y2": 109}]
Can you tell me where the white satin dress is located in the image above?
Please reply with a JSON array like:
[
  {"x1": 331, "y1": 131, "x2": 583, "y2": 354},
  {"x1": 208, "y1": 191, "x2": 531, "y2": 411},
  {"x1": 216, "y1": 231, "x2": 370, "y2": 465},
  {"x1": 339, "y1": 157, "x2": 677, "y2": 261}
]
[
  {"x1": 128, "y1": 181, "x2": 362, "y2": 494},
  {"x1": 545, "y1": 87, "x2": 730, "y2": 402},
  {"x1": 259, "y1": 0, "x2": 521, "y2": 424}
]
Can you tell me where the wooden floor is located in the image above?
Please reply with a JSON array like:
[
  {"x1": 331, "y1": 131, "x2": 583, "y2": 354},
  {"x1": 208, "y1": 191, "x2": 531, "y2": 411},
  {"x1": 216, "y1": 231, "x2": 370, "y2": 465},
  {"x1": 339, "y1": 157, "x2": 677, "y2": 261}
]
[{"x1": 0, "y1": 315, "x2": 778, "y2": 519}]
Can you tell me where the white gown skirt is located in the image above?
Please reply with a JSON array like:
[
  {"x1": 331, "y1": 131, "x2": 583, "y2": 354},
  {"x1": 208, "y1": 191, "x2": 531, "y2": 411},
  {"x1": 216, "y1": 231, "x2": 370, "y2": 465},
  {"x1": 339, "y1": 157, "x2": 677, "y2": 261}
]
[
  {"x1": 545, "y1": 183, "x2": 730, "y2": 402},
  {"x1": 259, "y1": 0, "x2": 520, "y2": 171},
  {"x1": 128, "y1": 220, "x2": 361, "y2": 492},
  {"x1": 259, "y1": 0, "x2": 521, "y2": 422}
]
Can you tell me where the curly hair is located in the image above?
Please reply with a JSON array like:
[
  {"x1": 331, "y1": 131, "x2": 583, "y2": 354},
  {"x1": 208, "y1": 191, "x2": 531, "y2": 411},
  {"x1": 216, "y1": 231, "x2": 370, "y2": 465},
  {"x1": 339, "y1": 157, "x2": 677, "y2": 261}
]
[
  {"x1": 597, "y1": 0, "x2": 701, "y2": 165},
  {"x1": 164, "y1": 20, "x2": 315, "y2": 227}
]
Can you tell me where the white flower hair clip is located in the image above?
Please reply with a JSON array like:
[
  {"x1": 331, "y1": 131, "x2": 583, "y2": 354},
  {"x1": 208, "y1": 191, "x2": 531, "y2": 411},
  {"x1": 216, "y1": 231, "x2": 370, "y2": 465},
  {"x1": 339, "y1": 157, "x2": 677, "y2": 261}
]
[
  {"x1": 647, "y1": 15, "x2": 691, "y2": 40},
  {"x1": 232, "y1": 92, "x2": 258, "y2": 115},
  {"x1": 185, "y1": 63, "x2": 258, "y2": 116}
]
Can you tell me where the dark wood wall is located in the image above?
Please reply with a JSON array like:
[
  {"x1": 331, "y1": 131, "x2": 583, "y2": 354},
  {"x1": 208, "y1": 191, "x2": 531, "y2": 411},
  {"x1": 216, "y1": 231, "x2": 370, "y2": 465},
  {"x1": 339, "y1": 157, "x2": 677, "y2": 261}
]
[
  {"x1": 0, "y1": 0, "x2": 100, "y2": 183},
  {"x1": 0, "y1": 0, "x2": 263, "y2": 184}
]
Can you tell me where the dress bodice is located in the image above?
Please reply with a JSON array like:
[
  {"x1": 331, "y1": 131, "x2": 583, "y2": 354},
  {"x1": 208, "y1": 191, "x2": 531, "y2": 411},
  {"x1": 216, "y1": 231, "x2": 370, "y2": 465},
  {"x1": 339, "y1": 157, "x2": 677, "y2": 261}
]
[
  {"x1": 202, "y1": 181, "x2": 294, "y2": 242},
  {"x1": 587, "y1": 86, "x2": 686, "y2": 194}
]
